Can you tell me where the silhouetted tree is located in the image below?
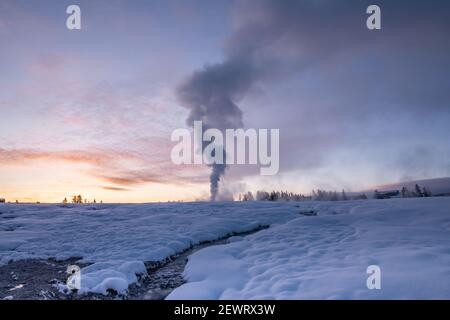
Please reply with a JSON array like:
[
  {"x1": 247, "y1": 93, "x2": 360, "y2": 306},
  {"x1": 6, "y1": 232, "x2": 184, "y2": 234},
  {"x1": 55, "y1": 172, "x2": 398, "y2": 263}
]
[
  {"x1": 242, "y1": 192, "x2": 254, "y2": 201},
  {"x1": 415, "y1": 184, "x2": 423, "y2": 197},
  {"x1": 72, "y1": 195, "x2": 83, "y2": 204},
  {"x1": 423, "y1": 187, "x2": 432, "y2": 197}
]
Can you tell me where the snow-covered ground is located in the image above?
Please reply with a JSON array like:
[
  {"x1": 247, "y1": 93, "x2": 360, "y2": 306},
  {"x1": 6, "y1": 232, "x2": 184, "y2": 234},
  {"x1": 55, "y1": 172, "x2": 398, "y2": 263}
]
[
  {"x1": 1, "y1": 198, "x2": 450, "y2": 299},
  {"x1": 168, "y1": 198, "x2": 450, "y2": 299},
  {"x1": 0, "y1": 201, "x2": 298, "y2": 295}
]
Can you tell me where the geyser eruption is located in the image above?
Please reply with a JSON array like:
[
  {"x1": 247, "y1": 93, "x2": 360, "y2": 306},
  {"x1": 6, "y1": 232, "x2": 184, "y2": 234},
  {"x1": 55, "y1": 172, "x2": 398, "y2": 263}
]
[
  {"x1": 209, "y1": 151, "x2": 226, "y2": 202},
  {"x1": 177, "y1": 60, "x2": 254, "y2": 201}
]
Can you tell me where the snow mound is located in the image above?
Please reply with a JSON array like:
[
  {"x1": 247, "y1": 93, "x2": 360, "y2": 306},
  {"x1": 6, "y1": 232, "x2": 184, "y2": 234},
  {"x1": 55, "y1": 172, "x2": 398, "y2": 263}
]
[{"x1": 78, "y1": 260, "x2": 147, "y2": 295}]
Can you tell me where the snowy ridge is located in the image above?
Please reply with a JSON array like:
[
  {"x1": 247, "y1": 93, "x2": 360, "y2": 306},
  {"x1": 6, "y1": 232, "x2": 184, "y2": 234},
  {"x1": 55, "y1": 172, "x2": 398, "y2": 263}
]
[
  {"x1": 0, "y1": 202, "x2": 299, "y2": 295},
  {"x1": 167, "y1": 198, "x2": 450, "y2": 299}
]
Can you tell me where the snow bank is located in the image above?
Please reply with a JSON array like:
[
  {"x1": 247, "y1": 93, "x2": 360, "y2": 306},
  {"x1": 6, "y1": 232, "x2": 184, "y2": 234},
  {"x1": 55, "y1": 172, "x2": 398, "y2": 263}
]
[
  {"x1": 0, "y1": 201, "x2": 298, "y2": 295},
  {"x1": 167, "y1": 198, "x2": 450, "y2": 299},
  {"x1": 77, "y1": 260, "x2": 147, "y2": 295}
]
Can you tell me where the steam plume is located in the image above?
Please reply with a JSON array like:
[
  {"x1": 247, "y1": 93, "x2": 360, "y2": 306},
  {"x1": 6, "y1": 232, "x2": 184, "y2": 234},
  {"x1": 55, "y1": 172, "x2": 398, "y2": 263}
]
[{"x1": 177, "y1": 59, "x2": 255, "y2": 201}]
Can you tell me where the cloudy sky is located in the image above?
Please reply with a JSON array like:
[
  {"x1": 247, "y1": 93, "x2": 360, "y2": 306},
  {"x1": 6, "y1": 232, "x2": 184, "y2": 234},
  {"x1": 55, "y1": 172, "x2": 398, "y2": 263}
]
[{"x1": 1, "y1": 0, "x2": 449, "y2": 202}]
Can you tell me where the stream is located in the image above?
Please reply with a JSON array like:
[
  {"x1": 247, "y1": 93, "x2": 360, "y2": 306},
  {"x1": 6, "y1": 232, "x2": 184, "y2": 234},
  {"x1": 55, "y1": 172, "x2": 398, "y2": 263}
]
[
  {"x1": 0, "y1": 225, "x2": 268, "y2": 300},
  {"x1": 128, "y1": 225, "x2": 268, "y2": 300}
]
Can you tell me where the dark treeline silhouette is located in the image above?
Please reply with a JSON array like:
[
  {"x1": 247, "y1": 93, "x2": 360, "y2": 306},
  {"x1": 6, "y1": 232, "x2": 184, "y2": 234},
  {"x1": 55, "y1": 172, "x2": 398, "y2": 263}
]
[
  {"x1": 374, "y1": 184, "x2": 432, "y2": 199},
  {"x1": 400, "y1": 184, "x2": 432, "y2": 198},
  {"x1": 62, "y1": 196, "x2": 102, "y2": 204},
  {"x1": 250, "y1": 191, "x2": 312, "y2": 202},
  {"x1": 239, "y1": 189, "x2": 367, "y2": 202},
  {"x1": 311, "y1": 189, "x2": 367, "y2": 201},
  {"x1": 241, "y1": 183, "x2": 435, "y2": 202}
]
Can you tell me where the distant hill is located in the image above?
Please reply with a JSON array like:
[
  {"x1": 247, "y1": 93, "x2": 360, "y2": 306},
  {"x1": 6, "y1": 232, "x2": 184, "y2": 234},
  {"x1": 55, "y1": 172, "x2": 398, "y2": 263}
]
[{"x1": 367, "y1": 177, "x2": 450, "y2": 196}]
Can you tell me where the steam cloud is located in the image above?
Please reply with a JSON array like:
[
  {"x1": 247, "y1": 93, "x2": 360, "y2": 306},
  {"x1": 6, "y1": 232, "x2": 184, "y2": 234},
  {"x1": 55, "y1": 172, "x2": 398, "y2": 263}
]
[
  {"x1": 177, "y1": 60, "x2": 255, "y2": 201},
  {"x1": 176, "y1": 0, "x2": 365, "y2": 201}
]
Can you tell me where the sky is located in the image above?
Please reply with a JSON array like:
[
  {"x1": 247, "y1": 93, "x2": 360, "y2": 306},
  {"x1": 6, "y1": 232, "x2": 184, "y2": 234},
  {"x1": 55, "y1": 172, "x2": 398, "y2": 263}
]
[{"x1": 1, "y1": 0, "x2": 450, "y2": 203}]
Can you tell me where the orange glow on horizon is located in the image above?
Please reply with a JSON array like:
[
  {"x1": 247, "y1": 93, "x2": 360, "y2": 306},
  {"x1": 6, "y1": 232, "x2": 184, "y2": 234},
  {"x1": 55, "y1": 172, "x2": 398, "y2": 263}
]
[{"x1": 0, "y1": 159, "x2": 210, "y2": 203}]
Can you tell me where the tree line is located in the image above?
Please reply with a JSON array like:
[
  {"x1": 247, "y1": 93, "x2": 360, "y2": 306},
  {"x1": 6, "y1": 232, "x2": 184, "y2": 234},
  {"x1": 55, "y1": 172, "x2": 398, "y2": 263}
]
[
  {"x1": 62, "y1": 195, "x2": 102, "y2": 204},
  {"x1": 239, "y1": 184, "x2": 433, "y2": 202},
  {"x1": 401, "y1": 184, "x2": 432, "y2": 198},
  {"x1": 239, "y1": 189, "x2": 367, "y2": 202}
]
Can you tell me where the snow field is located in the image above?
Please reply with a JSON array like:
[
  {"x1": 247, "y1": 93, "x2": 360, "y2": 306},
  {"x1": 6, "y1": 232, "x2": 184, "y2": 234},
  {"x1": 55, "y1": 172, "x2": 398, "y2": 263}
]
[
  {"x1": 167, "y1": 198, "x2": 450, "y2": 299},
  {"x1": 0, "y1": 201, "x2": 298, "y2": 295}
]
